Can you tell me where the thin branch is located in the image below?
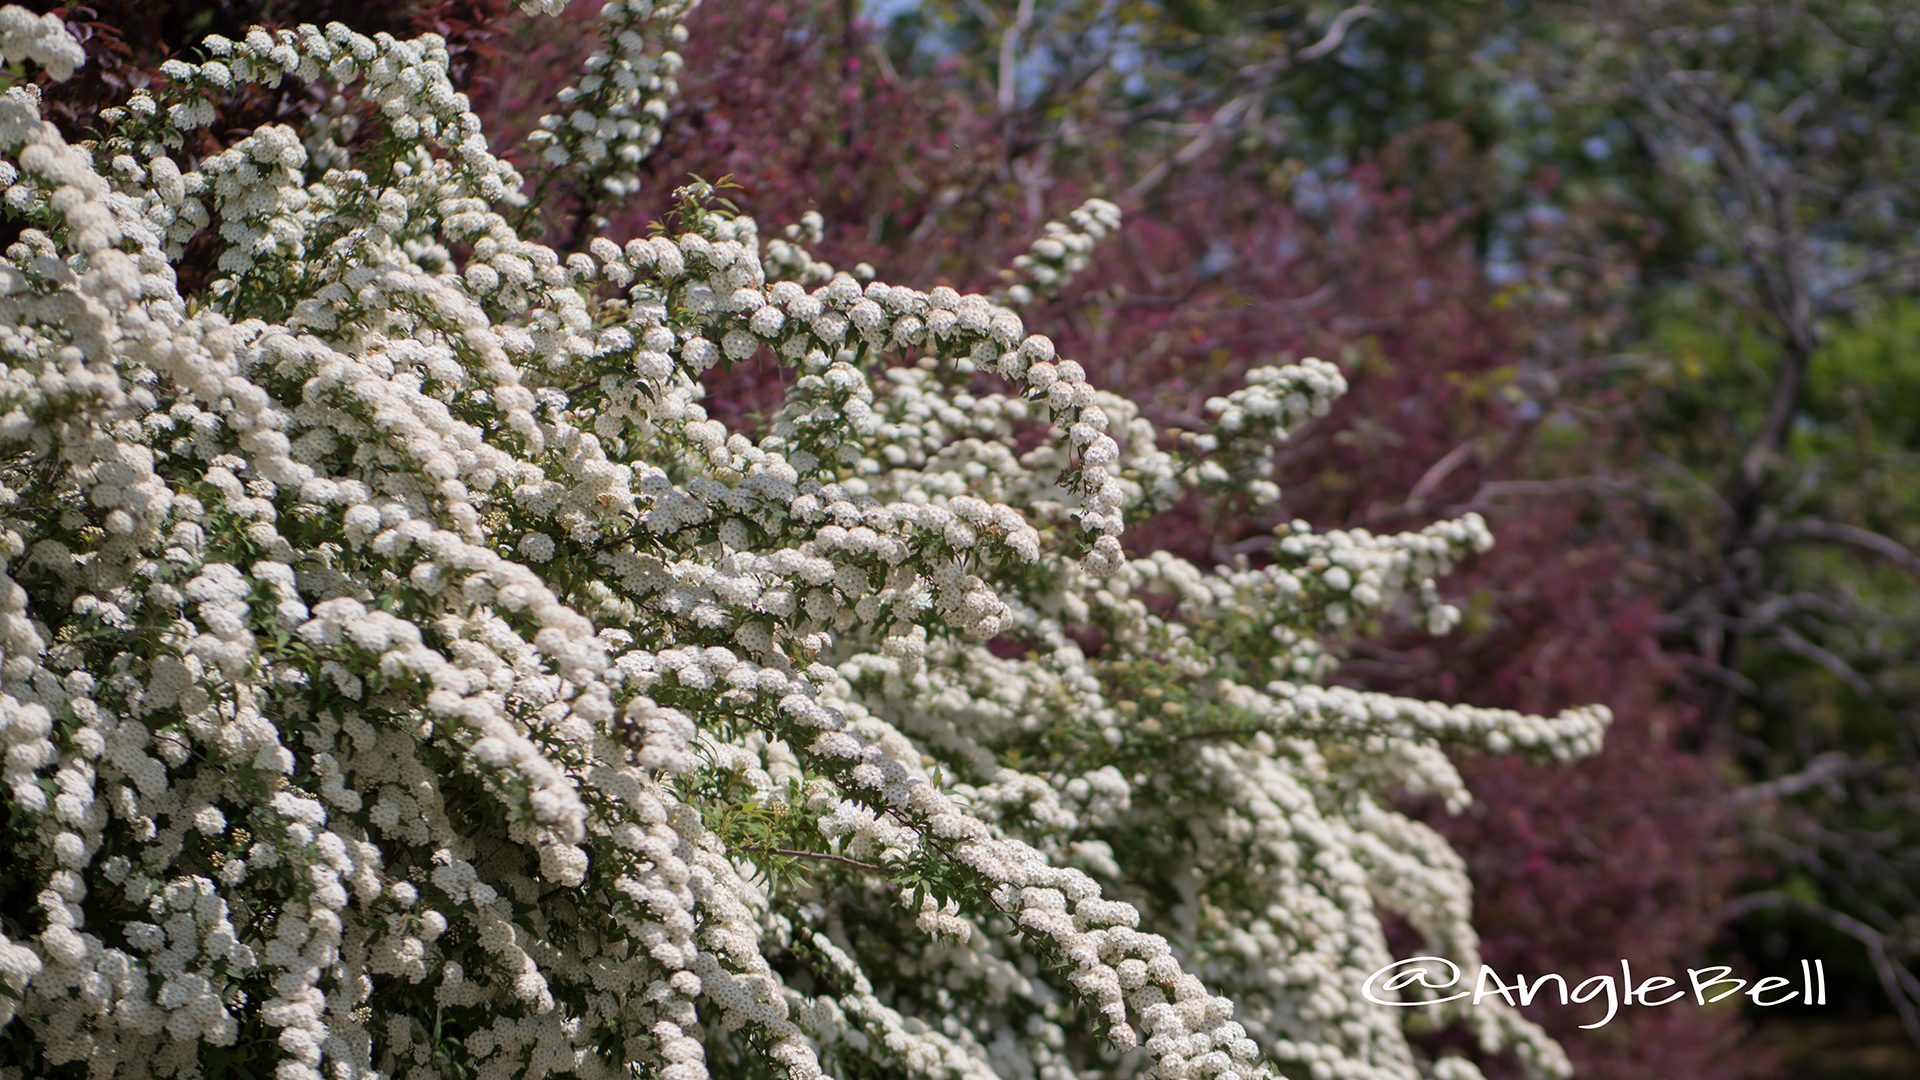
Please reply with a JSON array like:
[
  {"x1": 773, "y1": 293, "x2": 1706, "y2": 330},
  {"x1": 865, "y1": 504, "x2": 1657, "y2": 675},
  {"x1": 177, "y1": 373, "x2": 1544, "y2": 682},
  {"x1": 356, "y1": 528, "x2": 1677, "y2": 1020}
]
[
  {"x1": 1726, "y1": 891, "x2": 1920, "y2": 1048},
  {"x1": 1296, "y1": 5, "x2": 1379, "y2": 62},
  {"x1": 1403, "y1": 440, "x2": 1479, "y2": 508},
  {"x1": 1771, "y1": 624, "x2": 1881, "y2": 700},
  {"x1": 1125, "y1": 92, "x2": 1254, "y2": 202},
  {"x1": 996, "y1": 0, "x2": 1035, "y2": 116},
  {"x1": 1731, "y1": 751, "x2": 1856, "y2": 805},
  {"x1": 743, "y1": 846, "x2": 891, "y2": 874},
  {"x1": 1756, "y1": 519, "x2": 1920, "y2": 579}
]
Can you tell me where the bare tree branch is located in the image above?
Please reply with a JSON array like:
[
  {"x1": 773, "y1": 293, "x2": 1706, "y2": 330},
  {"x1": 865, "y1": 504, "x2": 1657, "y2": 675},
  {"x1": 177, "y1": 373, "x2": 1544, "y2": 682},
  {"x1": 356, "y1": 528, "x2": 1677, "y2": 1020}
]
[{"x1": 1757, "y1": 519, "x2": 1920, "y2": 579}]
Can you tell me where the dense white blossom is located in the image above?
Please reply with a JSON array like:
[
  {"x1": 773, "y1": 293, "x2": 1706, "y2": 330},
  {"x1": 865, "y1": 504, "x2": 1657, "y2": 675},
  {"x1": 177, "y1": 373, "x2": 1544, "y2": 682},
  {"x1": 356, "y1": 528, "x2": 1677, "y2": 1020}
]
[
  {"x1": 0, "y1": 5, "x2": 83, "y2": 81},
  {"x1": 0, "y1": 7, "x2": 1604, "y2": 1079},
  {"x1": 527, "y1": 0, "x2": 701, "y2": 206}
]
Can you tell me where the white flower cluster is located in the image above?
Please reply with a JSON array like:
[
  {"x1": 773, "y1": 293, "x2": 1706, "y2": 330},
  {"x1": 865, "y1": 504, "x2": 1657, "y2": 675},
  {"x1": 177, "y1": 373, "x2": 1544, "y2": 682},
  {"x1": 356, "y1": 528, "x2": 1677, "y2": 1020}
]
[
  {"x1": 765, "y1": 210, "x2": 835, "y2": 285},
  {"x1": 527, "y1": 0, "x2": 701, "y2": 202},
  {"x1": 999, "y1": 197, "x2": 1123, "y2": 308},
  {"x1": 0, "y1": 8, "x2": 1605, "y2": 1080},
  {"x1": 0, "y1": 5, "x2": 83, "y2": 81},
  {"x1": 1186, "y1": 356, "x2": 1350, "y2": 507}
]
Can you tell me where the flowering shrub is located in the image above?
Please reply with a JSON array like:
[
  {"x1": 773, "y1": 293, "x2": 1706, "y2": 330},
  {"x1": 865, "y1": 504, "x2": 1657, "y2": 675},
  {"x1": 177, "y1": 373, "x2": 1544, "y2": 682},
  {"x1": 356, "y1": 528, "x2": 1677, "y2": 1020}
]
[
  {"x1": 473, "y1": 5, "x2": 1756, "y2": 1074},
  {"x1": 0, "y1": 6, "x2": 1612, "y2": 1079}
]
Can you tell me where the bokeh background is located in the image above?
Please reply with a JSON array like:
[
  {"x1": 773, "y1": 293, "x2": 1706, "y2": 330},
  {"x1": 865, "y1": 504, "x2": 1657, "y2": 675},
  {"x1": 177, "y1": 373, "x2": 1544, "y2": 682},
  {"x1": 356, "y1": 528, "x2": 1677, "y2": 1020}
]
[{"x1": 34, "y1": 1, "x2": 1920, "y2": 1076}]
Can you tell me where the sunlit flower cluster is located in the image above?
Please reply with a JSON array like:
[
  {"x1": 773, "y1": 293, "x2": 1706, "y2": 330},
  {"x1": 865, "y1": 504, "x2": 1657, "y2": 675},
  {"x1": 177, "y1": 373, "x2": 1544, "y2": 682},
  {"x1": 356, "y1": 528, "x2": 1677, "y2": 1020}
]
[
  {"x1": 0, "y1": 7, "x2": 1603, "y2": 1079},
  {"x1": 1000, "y1": 197, "x2": 1123, "y2": 308},
  {"x1": 527, "y1": 0, "x2": 701, "y2": 204}
]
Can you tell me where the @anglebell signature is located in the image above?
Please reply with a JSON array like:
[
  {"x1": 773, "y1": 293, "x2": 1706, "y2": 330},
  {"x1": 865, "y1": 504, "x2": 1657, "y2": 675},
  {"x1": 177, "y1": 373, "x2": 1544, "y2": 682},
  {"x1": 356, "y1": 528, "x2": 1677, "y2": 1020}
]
[{"x1": 1362, "y1": 956, "x2": 1828, "y2": 1030}]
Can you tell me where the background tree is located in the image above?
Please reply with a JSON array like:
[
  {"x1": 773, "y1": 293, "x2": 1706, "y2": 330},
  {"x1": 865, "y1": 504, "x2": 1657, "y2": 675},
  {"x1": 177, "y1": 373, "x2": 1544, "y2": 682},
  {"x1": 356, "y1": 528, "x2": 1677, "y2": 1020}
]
[{"x1": 1480, "y1": 4, "x2": 1920, "y2": 1063}]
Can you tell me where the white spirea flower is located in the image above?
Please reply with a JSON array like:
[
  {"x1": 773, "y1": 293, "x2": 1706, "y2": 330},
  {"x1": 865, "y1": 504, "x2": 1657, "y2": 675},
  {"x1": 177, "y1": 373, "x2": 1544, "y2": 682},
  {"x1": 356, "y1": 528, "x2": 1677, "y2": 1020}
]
[
  {"x1": 996, "y1": 196, "x2": 1122, "y2": 308},
  {"x1": 525, "y1": 0, "x2": 701, "y2": 206},
  {"x1": 0, "y1": 8, "x2": 1597, "y2": 1080},
  {"x1": 0, "y1": 5, "x2": 84, "y2": 81}
]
